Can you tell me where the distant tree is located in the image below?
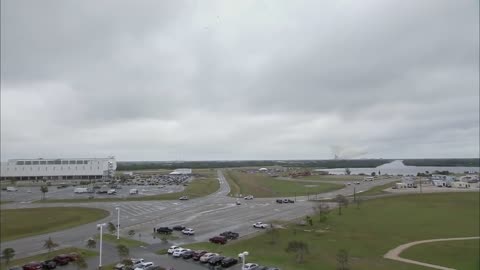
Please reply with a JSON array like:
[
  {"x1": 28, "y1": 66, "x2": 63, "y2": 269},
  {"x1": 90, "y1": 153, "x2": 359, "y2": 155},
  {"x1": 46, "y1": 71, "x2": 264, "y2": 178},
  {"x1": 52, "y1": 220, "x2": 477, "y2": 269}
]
[
  {"x1": 40, "y1": 186, "x2": 48, "y2": 200},
  {"x1": 116, "y1": 244, "x2": 130, "y2": 260},
  {"x1": 2, "y1": 248, "x2": 15, "y2": 266},
  {"x1": 336, "y1": 249, "x2": 349, "y2": 270},
  {"x1": 107, "y1": 222, "x2": 116, "y2": 234},
  {"x1": 371, "y1": 172, "x2": 376, "y2": 177},
  {"x1": 43, "y1": 237, "x2": 59, "y2": 255},
  {"x1": 128, "y1": 230, "x2": 135, "y2": 237},
  {"x1": 285, "y1": 241, "x2": 309, "y2": 263},
  {"x1": 267, "y1": 223, "x2": 278, "y2": 245},
  {"x1": 335, "y1": 195, "x2": 349, "y2": 215},
  {"x1": 86, "y1": 238, "x2": 96, "y2": 249},
  {"x1": 345, "y1": 168, "x2": 351, "y2": 175},
  {"x1": 313, "y1": 202, "x2": 330, "y2": 222},
  {"x1": 305, "y1": 216, "x2": 313, "y2": 226},
  {"x1": 72, "y1": 255, "x2": 88, "y2": 270}
]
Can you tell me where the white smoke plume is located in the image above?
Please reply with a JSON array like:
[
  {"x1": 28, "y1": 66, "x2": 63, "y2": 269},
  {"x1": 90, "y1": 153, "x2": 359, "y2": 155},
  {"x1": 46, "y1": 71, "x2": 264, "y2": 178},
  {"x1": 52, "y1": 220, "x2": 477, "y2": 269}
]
[{"x1": 331, "y1": 145, "x2": 368, "y2": 159}]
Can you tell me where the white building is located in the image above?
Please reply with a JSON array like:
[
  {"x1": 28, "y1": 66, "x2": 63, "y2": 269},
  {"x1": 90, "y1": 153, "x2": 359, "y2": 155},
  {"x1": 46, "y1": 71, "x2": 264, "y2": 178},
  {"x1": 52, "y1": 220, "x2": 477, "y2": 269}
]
[
  {"x1": 0, "y1": 157, "x2": 116, "y2": 181},
  {"x1": 170, "y1": 168, "x2": 192, "y2": 175},
  {"x1": 452, "y1": 181, "x2": 471, "y2": 188}
]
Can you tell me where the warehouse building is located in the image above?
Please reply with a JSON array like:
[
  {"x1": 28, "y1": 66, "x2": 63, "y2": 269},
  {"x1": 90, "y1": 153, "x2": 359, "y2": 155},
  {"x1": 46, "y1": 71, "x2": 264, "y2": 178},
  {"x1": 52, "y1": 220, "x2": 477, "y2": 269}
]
[{"x1": 0, "y1": 157, "x2": 116, "y2": 181}]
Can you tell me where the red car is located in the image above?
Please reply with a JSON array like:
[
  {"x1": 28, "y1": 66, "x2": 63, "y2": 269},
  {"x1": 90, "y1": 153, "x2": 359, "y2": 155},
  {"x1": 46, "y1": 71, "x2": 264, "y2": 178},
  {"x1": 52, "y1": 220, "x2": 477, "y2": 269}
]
[
  {"x1": 209, "y1": 236, "x2": 227, "y2": 244},
  {"x1": 192, "y1": 250, "x2": 208, "y2": 261},
  {"x1": 66, "y1": 252, "x2": 79, "y2": 261},
  {"x1": 22, "y1": 262, "x2": 42, "y2": 270},
  {"x1": 53, "y1": 254, "x2": 70, "y2": 265}
]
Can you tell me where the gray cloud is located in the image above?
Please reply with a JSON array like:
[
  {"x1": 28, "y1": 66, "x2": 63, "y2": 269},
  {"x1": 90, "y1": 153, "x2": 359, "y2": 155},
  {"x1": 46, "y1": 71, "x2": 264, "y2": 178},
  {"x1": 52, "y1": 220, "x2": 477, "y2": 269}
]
[{"x1": 1, "y1": 0, "x2": 478, "y2": 160}]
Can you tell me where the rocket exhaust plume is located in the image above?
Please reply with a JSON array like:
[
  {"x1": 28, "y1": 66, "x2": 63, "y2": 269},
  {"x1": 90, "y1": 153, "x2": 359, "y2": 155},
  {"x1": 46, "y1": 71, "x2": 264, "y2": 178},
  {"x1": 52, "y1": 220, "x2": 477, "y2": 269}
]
[{"x1": 331, "y1": 145, "x2": 368, "y2": 159}]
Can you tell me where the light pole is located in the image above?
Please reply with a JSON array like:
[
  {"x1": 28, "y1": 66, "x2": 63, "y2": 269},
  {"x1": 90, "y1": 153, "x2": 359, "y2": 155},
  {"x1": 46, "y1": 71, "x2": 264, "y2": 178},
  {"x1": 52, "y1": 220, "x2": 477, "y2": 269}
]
[
  {"x1": 97, "y1": 223, "x2": 106, "y2": 269},
  {"x1": 238, "y1": 251, "x2": 249, "y2": 269},
  {"x1": 115, "y1": 207, "x2": 120, "y2": 240}
]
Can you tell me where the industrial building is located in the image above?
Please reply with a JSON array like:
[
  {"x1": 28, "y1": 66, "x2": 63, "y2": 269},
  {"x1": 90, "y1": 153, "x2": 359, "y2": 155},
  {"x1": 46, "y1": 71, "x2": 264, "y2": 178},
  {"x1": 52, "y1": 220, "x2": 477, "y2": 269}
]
[
  {"x1": 169, "y1": 168, "x2": 192, "y2": 175},
  {"x1": 0, "y1": 157, "x2": 116, "y2": 181}
]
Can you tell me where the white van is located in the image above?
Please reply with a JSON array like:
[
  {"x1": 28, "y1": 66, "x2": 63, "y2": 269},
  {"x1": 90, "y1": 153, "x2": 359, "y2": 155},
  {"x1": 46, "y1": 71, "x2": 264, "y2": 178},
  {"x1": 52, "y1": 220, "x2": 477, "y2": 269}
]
[
  {"x1": 6, "y1": 186, "x2": 18, "y2": 192},
  {"x1": 129, "y1": 189, "x2": 138, "y2": 195},
  {"x1": 74, "y1": 187, "x2": 89, "y2": 194}
]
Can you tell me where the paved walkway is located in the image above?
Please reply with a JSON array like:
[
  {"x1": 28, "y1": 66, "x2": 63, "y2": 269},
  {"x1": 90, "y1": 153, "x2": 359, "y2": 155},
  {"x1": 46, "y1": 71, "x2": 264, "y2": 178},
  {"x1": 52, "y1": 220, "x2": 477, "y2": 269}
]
[{"x1": 384, "y1": 236, "x2": 480, "y2": 270}]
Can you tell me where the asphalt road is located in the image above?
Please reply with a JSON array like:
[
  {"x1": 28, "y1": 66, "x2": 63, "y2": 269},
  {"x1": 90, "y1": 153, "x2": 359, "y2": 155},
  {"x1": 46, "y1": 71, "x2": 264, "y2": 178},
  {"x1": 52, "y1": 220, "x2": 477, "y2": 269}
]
[{"x1": 0, "y1": 170, "x2": 399, "y2": 268}]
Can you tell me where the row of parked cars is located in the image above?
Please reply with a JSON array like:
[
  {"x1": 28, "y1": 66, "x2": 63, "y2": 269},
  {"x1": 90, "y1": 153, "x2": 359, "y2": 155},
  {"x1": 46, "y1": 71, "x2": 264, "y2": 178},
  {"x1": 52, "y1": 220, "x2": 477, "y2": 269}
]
[
  {"x1": 167, "y1": 246, "x2": 280, "y2": 270},
  {"x1": 114, "y1": 258, "x2": 160, "y2": 270},
  {"x1": 167, "y1": 246, "x2": 239, "y2": 268},
  {"x1": 275, "y1": 199, "x2": 294, "y2": 204},
  {"x1": 156, "y1": 225, "x2": 195, "y2": 235},
  {"x1": 9, "y1": 253, "x2": 79, "y2": 270},
  {"x1": 209, "y1": 231, "x2": 240, "y2": 244}
]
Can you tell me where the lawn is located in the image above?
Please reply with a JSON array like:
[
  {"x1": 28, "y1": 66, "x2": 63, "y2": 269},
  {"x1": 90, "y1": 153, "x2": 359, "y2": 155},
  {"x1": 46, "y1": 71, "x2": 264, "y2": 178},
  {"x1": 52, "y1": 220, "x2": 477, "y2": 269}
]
[
  {"x1": 95, "y1": 233, "x2": 148, "y2": 248},
  {"x1": 294, "y1": 175, "x2": 363, "y2": 181},
  {"x1": 225, "y1": 170, "x2": 343, "y2": 197},
  {"x1": 0, "y1": 247, "x2": 97, "y2": 270},
  {"x1": 38, "y1": 176, "x2": 220, "y2": 203},
  {"x1": 358, "y1": 182, "x2": 395, "y2": 196},
  {"x1": 0, "y1": 207, "x2": 109, "y2": 241},
  {"x1": 401, "y1": 239, "x2": 480, "y2": 270},
  {"x1": 183, "y1": 192, "x2": 479, "y2": 270}
]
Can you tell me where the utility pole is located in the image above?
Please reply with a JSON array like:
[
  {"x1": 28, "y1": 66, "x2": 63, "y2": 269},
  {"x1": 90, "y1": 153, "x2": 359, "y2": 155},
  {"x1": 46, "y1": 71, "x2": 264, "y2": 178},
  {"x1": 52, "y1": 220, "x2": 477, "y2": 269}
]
[{"x1": 353, "y1": 186, "x2": 356, "y2": 202}]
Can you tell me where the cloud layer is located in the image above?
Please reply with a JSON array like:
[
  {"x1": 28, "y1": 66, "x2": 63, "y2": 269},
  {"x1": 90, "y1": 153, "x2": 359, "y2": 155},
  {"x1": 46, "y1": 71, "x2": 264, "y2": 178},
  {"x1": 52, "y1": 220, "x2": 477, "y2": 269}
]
[{"x1": 1, "y1": 0, "x2": 478, "y2": 160}]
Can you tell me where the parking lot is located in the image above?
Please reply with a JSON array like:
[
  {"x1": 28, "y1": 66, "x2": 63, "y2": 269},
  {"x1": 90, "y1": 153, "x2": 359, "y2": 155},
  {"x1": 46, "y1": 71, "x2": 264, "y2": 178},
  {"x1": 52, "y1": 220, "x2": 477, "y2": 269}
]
[{"x1": 0, "y1": 184, "x2": 185, "y2": 202}]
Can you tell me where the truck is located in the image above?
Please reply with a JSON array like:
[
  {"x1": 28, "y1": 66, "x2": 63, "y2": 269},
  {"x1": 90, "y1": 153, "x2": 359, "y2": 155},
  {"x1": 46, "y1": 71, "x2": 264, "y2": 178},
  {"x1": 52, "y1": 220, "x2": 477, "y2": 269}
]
[{"x1": 74, "y1": 187, "x2": 89, "y2": 194}]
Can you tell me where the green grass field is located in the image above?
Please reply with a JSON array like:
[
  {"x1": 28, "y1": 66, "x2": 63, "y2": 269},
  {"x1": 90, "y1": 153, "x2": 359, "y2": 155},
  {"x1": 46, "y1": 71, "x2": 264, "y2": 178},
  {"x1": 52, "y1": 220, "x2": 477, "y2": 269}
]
[
  {"x1": 39, "y1": 176, "x2": 220, "y2": 203},
  {"x1": 0, "y1": 247, "x2": 97, "y2": 270},
  {"x1": 294, "y1": 175, "x2": 363, "y2": 181},
  {"x1": 0, "y1": 207, "x2": 109, "y2": 241},
  {"x1": 184, "y1": 192, "x2": 479, "y2": 270},
  {"x1": 95, "y1": 233, "x2": 148, "y2": 248},
  {"x1": 358, "y1": 182, "x2": 395, "y2": 196},
  {"x1": 402, "y1": 239, "x2": 480, "y2": 270},
  {"x1": 225, "y1": 170, "x2": 343, "y2": 197}
]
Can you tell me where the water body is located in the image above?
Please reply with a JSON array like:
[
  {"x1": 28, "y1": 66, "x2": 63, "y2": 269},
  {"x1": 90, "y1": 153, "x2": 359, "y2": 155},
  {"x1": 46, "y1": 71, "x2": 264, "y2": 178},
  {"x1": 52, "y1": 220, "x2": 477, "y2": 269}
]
[{"x1": 316, "y1": 160, "x2": 480, "y2": 176}]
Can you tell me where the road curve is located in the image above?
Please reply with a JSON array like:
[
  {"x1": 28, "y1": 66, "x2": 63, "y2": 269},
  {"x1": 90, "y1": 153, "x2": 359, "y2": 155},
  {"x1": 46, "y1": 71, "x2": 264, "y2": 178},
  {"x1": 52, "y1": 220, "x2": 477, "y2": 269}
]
[{"x1": 384, "y1": 236, "x2": 480, "y2": 270}]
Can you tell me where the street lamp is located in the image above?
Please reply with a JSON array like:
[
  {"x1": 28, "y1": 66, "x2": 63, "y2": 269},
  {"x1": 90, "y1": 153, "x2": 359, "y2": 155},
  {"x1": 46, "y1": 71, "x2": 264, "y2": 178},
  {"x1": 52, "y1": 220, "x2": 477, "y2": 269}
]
[
  {"x1": 115, "y1": 207, "x2": 120, "y2": 240},
  {"x1": 97, "y1": 223, "x2": 107, "y2": 269},
  {"x1": 238, "y1": 251, "x2": 249, "y2": 269}
]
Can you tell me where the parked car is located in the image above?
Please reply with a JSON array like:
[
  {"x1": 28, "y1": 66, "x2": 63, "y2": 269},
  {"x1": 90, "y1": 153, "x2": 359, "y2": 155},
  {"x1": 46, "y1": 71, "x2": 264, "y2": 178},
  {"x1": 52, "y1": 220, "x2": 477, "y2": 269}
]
[
  {"x1": 346, "y1": 182, "x2": 351, "y2": 186},
  {"x1": 173, "y1": 248, "x2": 190, "y2": 257},
  {"x1": 167, "y1": 246, "x2": 181, "y2": 254},
  {"x1": 208, "y1": 255, "x2": 225, "y2": 266},
  {"x1": 252, "y1": 266, "x2": 269, "y2": 270},
  {"x1": 287, "y1": 199, "x2": 294, "y2": 203},
  {"x1": 209, "y1": 236, "x2": 227, "y2": 244},
  {"x1": 236, "y1": 200, "x2": 242, "y2": 205},
  {"x1": 243, "y1": 263, "x2": 259, "y2": 270},
  {"x1": 181, "y1": 250, "x2": 195, "y2": 259},
  {"x1": 354, "y1": 181, "x2": 360, "y2": 185},
  {"x1": 192, "y1": 250, "x2": 208, "y2": 261},
  {"x1": 179, "y1": 196, "x2": 189, "y2": 200},
  {"x1": 244, "y1": 195, "x2": 254, "y2": 200},
  {"x1": 199, "y1": 253, "x2": 218, "y2": 263},
  {"x1": 144, "y1": 266, "x2": 163, "y2": 270},
  {"x1": 129, "y1": 189, "x2": 139, "y2": 195},
  {"x1": 53, "y1": 255, "x2": 70, "y2": 265},
  {"x1": 266, "y1": 268, "x2": 281, "y2": 270},
  {"x1": 8, "y1": 266, "x2": 22, "y2": 270},
  {"x1": 157, "y1": 227, "x2": 173, "y2": 234},
  {"x1": 276, "y1": 199, "x2": 283, "y2": 204},
  {"x1": 253, "y1": 222, "x2": 268, "y2": 229},
  {"x1": 172, "y1": 225, "x2": 186, "y2": 231},
  {"x1": 182, "y1": 228, "x2": 195, "y2": 235},
  {"x1": 22, "y1": 262, "x2": 42, "y2": 270},
  {"x1": 41, "y1": 260, "x2": 56, "y2": 269},
  {"x1": 134, "y1": 262, "x2": 153, "y2": 270},
  {"x1": 66, "y1": 252, "x2": 79, "y2": 261},
  {"x1": 221, "y1": 257, "x2": 238, "y2": 268},
  {"x1": 220, "y1": 231, "x2": 239, "y2": 239}
]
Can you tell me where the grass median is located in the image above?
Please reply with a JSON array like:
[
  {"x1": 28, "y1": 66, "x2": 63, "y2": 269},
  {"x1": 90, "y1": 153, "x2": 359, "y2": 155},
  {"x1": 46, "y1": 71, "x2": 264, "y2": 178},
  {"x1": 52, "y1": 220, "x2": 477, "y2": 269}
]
[
  {"x1": 225, "y1": 170, "x2": 343, "y2": 197},
  {"x1": 0, "y1": 207, "x2": 109, "y2": 241},
  {"x1": 183, "y1": 192, "x2": 479, "y2": 270},
  {"x1": 37, "y1": 177, "x2": 220, "y2": 203},
  {"x1": 402, "y1": 239, "x2": 480, "y2": 270},
  {"x1": 0, "y1": 247, "x2": 97, "y2": 270},
  {"x1": 95, "y1": 233, "x2": 147, "y2": 248}
]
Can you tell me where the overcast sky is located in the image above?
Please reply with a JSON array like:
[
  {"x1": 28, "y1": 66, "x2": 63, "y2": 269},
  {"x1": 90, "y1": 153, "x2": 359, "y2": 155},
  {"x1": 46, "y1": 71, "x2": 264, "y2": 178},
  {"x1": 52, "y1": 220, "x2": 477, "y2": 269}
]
[{"x1": 1, "y1": 0, "x2": 479, "y2": 161}]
